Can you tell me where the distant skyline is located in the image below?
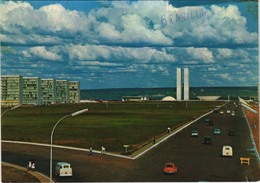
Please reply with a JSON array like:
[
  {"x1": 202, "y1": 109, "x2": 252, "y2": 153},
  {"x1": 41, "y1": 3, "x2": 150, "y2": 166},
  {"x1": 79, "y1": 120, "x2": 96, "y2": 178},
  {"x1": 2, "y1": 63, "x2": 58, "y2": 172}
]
[{"x1": 1, "y1": 1, "x2": 258, "y2": 89}]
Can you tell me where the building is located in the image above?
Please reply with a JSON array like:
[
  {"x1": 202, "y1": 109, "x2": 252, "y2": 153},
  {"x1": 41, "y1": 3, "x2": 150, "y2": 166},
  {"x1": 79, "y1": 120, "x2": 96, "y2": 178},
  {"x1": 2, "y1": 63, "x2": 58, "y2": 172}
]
[
  {"x1": 56, "y1": 80, "x2": 69, "y2": 103},
  {"x1": 176, "y1": 68, "x2": 182, "y2": 101},
  {"x1": 1, "y1": 75, "x2": 23, "y2": 106},
  {"x1": 69, "y1": 81, "x2": 80, "y2": 103},
  {"x1": 41, "y1": 79, "x2": 56, "y2": 105},
  {"x1": 184, "y1": 68, "x2": 189, "y2": 100},
  {"x1": 23, "y1": 77, "x2": 41, "y2": 105}
]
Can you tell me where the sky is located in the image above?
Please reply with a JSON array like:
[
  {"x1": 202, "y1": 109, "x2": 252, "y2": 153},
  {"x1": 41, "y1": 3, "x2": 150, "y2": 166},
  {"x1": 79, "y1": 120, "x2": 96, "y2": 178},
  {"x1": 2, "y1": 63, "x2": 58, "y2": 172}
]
[{"x1": 0, "y1": 0, "x2": 258, "y2": 89}]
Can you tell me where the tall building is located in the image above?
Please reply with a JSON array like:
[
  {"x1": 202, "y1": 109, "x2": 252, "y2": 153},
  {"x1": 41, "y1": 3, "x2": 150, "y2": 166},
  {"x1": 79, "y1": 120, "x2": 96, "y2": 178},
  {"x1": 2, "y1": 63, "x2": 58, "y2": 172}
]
[
  {"x1": 69, "y1": 81, "x2": 80, "y2": 103},
  {"x1": 184, "y1": 68, "x2": 189, "y2": 100},
  {"x1": 176, "y1": 68, "x2": 182, "y2": 101},
  {"x1": 56, "y1": 80, "x2": 69, "y2": 103},
  {"x1": 23, "y1": 77, "x2": 41, "y2": 105},
  {"x1": 1, "y1": 75, "x2": 23, "y2": 106},
  {"x1": 41, "y1": 79, "x2": 56, "y2": 105}
]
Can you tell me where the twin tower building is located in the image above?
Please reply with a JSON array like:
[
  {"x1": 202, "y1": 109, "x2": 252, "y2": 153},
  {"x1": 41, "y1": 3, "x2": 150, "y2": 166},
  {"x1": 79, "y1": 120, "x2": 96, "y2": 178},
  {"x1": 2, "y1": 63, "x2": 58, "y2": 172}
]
[{"x1": 176, "y1": 68, "x2": 189, "y2": 101}]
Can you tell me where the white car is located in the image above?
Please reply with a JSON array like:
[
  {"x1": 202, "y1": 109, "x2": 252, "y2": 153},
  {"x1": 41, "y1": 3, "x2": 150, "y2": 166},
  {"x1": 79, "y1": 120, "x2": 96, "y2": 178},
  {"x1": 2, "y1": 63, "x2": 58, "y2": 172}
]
[
  {"x1": 226, "y1": 110, "x2": 230, "y2": 114},
  {"x1": 222, "y1": 146, "x2": 233, "y2": 157},
  {"x1": 220, "y1": 111, "x2": 224, "y2": 115},
  {"x1": 56, "y1": 162, "x2": 73, "y2": 177},
  {"x1": 191, "y1": 130, "x2": 199, "y2": 137},
  {"x1": 231, "y1": 111, "x2": 235, "y2": 116}
]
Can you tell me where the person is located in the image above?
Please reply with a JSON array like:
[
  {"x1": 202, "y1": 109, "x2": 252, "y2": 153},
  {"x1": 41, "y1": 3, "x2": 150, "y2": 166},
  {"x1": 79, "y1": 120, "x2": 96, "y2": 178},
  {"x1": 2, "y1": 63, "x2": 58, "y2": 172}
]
[
  {"x1": 153, "y1": 136, "x2": 156, "y2": 144},
  {"x1": 167, "y1": 127, "x2": 171, "y2": 133},
  {"x1": 89, "y1": 147, "x2": 93, "y2": 156},
  {"x1": 101, "y1": 146, "x2": 106, "y2": 155}
]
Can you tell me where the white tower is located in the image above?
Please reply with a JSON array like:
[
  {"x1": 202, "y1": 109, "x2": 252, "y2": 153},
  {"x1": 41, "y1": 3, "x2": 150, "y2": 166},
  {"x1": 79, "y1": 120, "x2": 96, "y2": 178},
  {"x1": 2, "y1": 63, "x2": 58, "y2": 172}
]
[
  {"x1": 176, "y1": 68, "x2": 182, "y2": 101},
  {"x1": 184, "y1": 68, "x2": 189, "y2": 100}
]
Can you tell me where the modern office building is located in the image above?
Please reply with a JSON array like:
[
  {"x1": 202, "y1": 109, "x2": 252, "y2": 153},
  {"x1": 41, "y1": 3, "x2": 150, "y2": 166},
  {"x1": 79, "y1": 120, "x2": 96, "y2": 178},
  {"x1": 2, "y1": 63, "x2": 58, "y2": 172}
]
[
  {"x1": 41, "y1": 79, "x2": 56, "y2": 105},
  {"x1": 176, "y1": 68, "x2": 182, "y2": 101},
  {"x1": 56, "y1": 80, "x2": 69, "y2": 103},
  {"x1": 69, "y1": 81, "x2": 80, "y2": 103},
  {"x1": 1, "y1": 75, "x2": 23, "y2": 106},
  {"x1": 23, "y1": 77, "x2": 41, "y2": 105},
  {"x1": 184, "y1": 68, "x2": 189, "y2": 100}
]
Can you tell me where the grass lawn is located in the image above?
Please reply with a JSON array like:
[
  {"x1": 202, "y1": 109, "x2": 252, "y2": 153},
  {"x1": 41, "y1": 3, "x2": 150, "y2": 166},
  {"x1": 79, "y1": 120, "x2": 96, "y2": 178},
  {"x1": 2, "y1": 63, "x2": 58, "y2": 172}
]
[{"x1": 2, "y1": 101, "x2": 224, "y2": 153}]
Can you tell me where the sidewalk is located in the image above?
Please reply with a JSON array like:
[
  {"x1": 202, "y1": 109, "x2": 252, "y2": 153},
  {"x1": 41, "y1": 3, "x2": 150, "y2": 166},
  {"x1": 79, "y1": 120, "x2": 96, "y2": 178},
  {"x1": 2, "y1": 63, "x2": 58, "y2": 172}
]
[
  {"x1": 243, "y1": 104, "x2": 259, "y2": 156},
  {"x1": 2, "y1": 162, "x2": 50, "y2": 183}
]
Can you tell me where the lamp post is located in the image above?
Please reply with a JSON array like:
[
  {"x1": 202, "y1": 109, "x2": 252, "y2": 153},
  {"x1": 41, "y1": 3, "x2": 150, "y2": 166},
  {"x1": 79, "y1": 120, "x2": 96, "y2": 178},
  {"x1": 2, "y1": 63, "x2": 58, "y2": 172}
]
[
  {"x1": 50, "y1": 108, "x2": 88, "y2": 182},
  {"x1": 1, "y1": 105, "x2": 21, "y2": 117}
]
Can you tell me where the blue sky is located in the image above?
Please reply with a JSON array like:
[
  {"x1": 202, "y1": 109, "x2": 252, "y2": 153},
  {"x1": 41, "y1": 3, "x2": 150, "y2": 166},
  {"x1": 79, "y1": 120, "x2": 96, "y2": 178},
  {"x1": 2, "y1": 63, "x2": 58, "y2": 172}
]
[{"x1": 1, "y1": 1, "x2": 258, "y2": 89}]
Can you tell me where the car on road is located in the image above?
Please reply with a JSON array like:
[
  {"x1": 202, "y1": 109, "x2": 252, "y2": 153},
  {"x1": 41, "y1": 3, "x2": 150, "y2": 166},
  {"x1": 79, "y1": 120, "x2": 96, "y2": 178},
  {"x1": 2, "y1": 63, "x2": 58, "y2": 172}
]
[
  {"x1": 203, "y1": 136, "x2": 212, "y2": 144},
  {"x1": 213, "y1": 128, "x2": 221, "y2": 135},
  {"x1": 227, "y1": 110, "x2": 231, "y2": 114},
  {"x1": 191, "y1": 130, "x2": 199, "y2": 137},
  {"x1": 204, "y1": 117, "x2": 210, "y2": 122},
  {"x1": 56, "y1": 162, "x2": 73, "y2": 177},
  {"x1": 219, "y1": 111, "x2": 224, "y2": 115},
  {"x1": 228, "y1": 129, "x2": 235, "y2": 136},
  {"x1": 164, "y1": 162, "x2": 177, "y2": 174},
  {"x1": 222, "y1": 145, "x2": 233, "y2": 157},
  {"x1": 231, "y1": 111, "x2": 235, "y2": 116}
]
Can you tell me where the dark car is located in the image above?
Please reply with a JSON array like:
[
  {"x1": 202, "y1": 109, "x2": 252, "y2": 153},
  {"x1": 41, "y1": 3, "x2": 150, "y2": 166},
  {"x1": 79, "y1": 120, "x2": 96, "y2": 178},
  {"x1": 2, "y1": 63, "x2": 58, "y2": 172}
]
[
  {"x1": 228, "y1": 129, "x2": 235, "y2": 136},
  {"x1": 204, "y1": 117, "x2": 210, "y2": 122},
  {"x1": 204, "y1": 136, "x2": 212, "y2": 144}
]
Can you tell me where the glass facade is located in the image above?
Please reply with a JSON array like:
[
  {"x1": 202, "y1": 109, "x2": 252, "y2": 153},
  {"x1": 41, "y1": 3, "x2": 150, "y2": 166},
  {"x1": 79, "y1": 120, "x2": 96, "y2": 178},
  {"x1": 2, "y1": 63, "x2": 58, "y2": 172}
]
[
  {"x1": 1, "y1": 75, "x2": 23, "y2": 106},
  {"x1": 23, "y1": 77, "x2": 41, "y2": 105},
  {"x1": 41, "y1": 79, "x2": 56, "y2": 105},
  {"x1": 69, "y1": 81, "x2": 80, "y2": 103},
  {"x1": 56, "y1": 80, "x2": 69, "y2": 103}
]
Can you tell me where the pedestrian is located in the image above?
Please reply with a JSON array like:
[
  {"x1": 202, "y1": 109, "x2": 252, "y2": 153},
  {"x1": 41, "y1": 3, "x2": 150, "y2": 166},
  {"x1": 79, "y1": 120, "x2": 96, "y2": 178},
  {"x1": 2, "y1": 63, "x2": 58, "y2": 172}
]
[
  {"x1": 88, "y1": 147, "x2": 93, "y2": 156},
  {"x1": 101, "y1": 146, "x2": 106, "y2": 155},
  {"x1": 153, "y1": 136, "x2": 156, "y2": 144},
  {"x1": 167, "y1": 127, "x2": 171, "y2": 133}
]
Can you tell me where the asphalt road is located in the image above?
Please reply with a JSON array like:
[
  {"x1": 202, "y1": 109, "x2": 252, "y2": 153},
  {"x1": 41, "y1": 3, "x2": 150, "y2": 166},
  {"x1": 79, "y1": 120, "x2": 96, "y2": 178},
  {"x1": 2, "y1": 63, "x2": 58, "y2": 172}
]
[{"x1": 2, "y1": 102, "x2": 260, "y2": 182}]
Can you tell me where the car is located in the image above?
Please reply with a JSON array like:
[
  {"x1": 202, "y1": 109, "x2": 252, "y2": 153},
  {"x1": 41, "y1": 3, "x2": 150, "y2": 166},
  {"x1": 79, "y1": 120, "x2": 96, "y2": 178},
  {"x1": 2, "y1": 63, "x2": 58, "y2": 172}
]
[
  {"x1": 228, "y1": 129, "x2": 235, "y2": 136},
  {"x1": 204, "y1": 117, "x2": 210, "y2": 122},
  {"x1": 222, "y1": 145, "x2": 233, "y2": 157},
  {"x1": 163, "y1": 162, "x2": 177, "y2": 174},
  {"x1": 219, "y1": 111, "x2": 224, "y2": 115},
  {"x1": 227, "y1": 110, "x2": 230, "y2": 114},
  {"x1": 213, "y1": 128, "x2": 221, "y2": 135},
  {"x1": 56, "y1": 162, "x2": 73, "y2": 177},
  {"x1": 231, "y1": 111, "x2": 235, "y2": 116},
  {"x1": 203, "y1": 136, "x2": 212, "y2": 144},
  {"x1": 191, "y1": 130, "x2": 199, "y2": 137}
]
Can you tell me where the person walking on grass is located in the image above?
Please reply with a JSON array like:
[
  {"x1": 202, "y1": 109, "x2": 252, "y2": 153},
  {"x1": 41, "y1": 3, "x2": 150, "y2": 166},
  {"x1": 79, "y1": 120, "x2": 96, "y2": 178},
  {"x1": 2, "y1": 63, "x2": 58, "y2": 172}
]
[
  {"x1": 88, "y1": 147, "x2": 93, "y2": 156},
  {"x1": 101, "y1": 146, "x2": 106, "y2": 155}
]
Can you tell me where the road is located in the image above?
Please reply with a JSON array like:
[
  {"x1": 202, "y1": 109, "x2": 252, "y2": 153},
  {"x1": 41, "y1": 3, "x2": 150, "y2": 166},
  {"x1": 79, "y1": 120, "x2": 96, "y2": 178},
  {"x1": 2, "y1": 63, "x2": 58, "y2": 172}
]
[{"x1": 2, "y1": 102, "x2": 260, "y2": 182}]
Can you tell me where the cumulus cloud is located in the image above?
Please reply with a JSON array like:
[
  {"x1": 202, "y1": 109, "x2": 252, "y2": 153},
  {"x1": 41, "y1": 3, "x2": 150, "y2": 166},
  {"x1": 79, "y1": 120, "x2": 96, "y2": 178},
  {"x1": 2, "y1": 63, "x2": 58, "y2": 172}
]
[
  {"x1": 22, "y1": 46, "x2": 62, "y2": 61},
  {"x1": 186, "y1": 47, "x2": 214, "y2": 63}
]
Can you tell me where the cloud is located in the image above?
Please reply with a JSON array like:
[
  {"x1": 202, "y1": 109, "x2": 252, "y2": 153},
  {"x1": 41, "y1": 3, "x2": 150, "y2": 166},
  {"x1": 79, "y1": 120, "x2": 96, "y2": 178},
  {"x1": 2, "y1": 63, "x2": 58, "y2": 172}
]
[
  {"x1": 186, "y1": 47, "x2": 214, "y2": 63},
  {"x1": 22, "y1": 46, "x2": 62, "y2": 61},
  {"x1": 215, "y1": 73, "x2": 232, "y2": 81}
]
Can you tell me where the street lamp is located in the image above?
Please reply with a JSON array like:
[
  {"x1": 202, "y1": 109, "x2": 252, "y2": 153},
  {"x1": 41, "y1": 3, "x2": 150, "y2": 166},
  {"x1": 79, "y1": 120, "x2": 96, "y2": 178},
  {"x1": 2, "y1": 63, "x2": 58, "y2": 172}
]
[
  {"x1": 1, "y1": 105, "x2": 21, "y2": 117},
  {"x1": 50, "y1": 108, "x2": 88, "y2": 182}
]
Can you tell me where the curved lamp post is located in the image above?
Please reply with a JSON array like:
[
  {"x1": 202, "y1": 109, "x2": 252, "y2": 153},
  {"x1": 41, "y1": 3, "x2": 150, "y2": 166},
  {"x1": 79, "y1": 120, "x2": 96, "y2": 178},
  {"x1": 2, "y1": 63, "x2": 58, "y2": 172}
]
[
  {"x1": 1, "y1": 105, "x2": 21, "y2": 117},
  {"x1": 50, "y1": 108, "x2": 88, "y2": 182}
]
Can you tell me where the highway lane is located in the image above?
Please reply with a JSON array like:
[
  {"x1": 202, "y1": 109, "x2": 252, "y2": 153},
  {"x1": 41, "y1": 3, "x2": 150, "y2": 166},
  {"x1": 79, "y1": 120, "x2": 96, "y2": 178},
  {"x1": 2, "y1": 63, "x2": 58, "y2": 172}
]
[{"x1": 2, "y1": 102, "x2": 259, "y2": 182}]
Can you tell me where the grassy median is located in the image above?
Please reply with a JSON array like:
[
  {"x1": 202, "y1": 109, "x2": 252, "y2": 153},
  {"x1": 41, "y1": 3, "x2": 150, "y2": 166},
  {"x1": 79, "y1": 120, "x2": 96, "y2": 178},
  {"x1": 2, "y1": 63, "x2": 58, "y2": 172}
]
[{"x1": 2, "y1": 101, "x2": 224, "y2": 153}]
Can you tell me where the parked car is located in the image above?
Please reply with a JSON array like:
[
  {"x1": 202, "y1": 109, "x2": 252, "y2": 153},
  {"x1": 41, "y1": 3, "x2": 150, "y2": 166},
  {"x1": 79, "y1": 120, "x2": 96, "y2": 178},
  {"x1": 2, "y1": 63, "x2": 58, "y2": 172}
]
[
  {"x1": 213, "y1": 128, "x2": 221, "y2": 135},
  {"x1": 163, "y1": 162, "x2": 177, "y2": 174},
  {"x1": 56, "y1": 162, "x2": 73, "y2": 177},
  {"x1": 231, "y1": 111, "x2": 235, "y2": 116},
  {"x1": 222, "y1": 145, "x2": 233, "y2": 157},
  {"x1": 203, "y1": 136, "x2": 212, "y2": 144},
  {"x1": 220, "y1": 111, "x2": 224, "y2": 115},
  {"x1": 191, "y1": 130, "x2": 199, "y2": 137},
  {"x1": 228, "y1": 129, "x2": 235, "y2": 136},
  {"x1": 227, "y1": 110, "x2": 231, "y2": 114}
]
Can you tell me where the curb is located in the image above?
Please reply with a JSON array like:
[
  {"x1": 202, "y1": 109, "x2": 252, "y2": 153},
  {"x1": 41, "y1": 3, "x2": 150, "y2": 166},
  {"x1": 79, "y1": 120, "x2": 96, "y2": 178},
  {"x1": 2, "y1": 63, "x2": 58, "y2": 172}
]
[{"x1": 2, "y1": 162, "x2": 51, "y2": 183}]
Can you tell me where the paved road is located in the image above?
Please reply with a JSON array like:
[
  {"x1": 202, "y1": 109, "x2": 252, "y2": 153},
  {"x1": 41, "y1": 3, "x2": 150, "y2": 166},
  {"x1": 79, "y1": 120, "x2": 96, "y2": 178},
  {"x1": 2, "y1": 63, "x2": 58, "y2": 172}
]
[{"x1": 2, "y1": 102, "x2": 259, "y2": 182}]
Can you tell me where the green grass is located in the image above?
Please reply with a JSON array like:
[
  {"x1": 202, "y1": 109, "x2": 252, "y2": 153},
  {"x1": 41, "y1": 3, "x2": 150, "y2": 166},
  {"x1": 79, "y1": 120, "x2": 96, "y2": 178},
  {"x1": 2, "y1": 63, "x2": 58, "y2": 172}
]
[{"x1": 2, "y1": 101, "x2": 224, "y2": 153}]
